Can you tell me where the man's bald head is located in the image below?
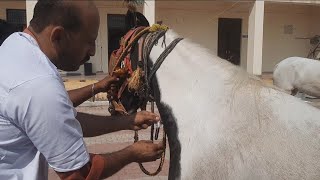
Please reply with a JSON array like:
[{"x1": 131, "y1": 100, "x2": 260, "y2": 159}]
[
  {"x1": 30, "y1": 0, "x2": 97, "y2": 33},
  {"x1": 27, "y1": 0, "x2": 100, "y2": 72}
]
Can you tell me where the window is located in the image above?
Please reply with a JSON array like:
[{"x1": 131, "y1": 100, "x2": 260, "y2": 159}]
[
  {"x1": 107, "y1": 14, "x2": 127, "y2": 58},
  {"x1": 108, "y1": 14, "x2": 126, "y2": 30},
  {"x1": 6, "y1": 9, "x2": 26, "y2": 31}
]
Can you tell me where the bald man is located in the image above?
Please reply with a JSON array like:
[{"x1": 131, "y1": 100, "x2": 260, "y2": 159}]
[{"x1": 0, "y1": 1, "x2": 163, "y2": 179}]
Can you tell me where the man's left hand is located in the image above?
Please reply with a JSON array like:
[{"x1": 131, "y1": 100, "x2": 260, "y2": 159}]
[
  {"x1": 129, "y1": 111, "x2": 160, "y2": 131},
  {"x1": 96, "y1": 75, "x2": 119, "y2": 93}
]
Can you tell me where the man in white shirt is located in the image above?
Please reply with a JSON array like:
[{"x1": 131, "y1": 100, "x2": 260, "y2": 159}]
[{"x1": 0, "y1": 0, "x2": 163, "y2": 179}]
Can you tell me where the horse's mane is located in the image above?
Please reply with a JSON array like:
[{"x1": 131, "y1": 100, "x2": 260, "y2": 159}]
[{"x1": 165, "y1": 30, "x2": 281, "y2": 126}]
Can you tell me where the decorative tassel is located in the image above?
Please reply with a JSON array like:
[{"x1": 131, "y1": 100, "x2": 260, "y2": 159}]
[
  {"x1": 128, "y1": 67, "x2": 142, "y2": 92},
  {"x1": 149, "y1": 24, "x2": 169, "y2": 32}
]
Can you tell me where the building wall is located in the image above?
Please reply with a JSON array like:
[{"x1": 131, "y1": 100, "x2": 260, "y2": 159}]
[
  {"x1": 309, "y1": 6, "x2": 320, "y2": 59},
  {"x1": 310, "y1": 6, "x2": 320, "y2": 37},
  {"x1": 267, "y1": 0, "x2": 320, "y2": 5},
  {"x1": 1, "y1": 1, "x2": 320, "y2": 74},
  {"x1": 155, "y1": 1, "x2": 320, "y2": 72},
  {"x1": 0, "y1": 1, "x2": 25, "y2": 20},
  {"x1": 155, "y1": 1, "x2": 251, "y2": 70},
  {"x1": 262, "y1": 3, "x2": 317, "y2": 72},
  {"x1": 90, "y1": 1, "x2": 143, "y2": 74}
]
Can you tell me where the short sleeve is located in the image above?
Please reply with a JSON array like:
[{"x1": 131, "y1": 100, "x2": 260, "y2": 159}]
[{"x1": 3, "y1": 75, "x2": 89, "y2": 172}]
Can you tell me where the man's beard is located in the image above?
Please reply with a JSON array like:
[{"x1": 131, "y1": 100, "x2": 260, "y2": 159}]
[
  {"x1": 81, "y1": 55, "x2": 91, "y2": 64},
  {"x1": 58, "y1": 51, "x2": 78, "y2": 71}
]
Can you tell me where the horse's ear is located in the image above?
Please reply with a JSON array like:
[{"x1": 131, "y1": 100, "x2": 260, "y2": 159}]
[
  {"x1": 125, "y1": 10, "x2": 136, "y2": 31},
  {"x1": 136, "y1": 12, "x2": 150, "y2": 27},
  {"x1": 125, "y1": 10, "x2": 150, "y2": 31}
]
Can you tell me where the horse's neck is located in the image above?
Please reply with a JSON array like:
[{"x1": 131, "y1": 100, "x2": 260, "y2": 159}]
[
  {"x1": 148, "y1": 30, "x2": 240, "y2": 179},
  {"x1": 148, "y1": 30, "x2": 239, "y2": 105}
]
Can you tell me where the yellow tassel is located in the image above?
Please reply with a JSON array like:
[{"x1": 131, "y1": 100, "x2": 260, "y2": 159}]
[
  {"x1": 149, "y1": 24, "x2": 169, "y2": 32},
  {"x1": 128, "y1": 67, "x2": 142, "y2": 92}
]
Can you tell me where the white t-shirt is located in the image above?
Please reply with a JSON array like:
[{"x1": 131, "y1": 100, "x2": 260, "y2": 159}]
[{"x1": 0, "y1": 33, "x2": 89, "y2": 180}]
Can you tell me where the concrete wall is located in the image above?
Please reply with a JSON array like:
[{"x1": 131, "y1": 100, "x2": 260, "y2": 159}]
[
  {"x1": 155, "y1": 1, "x2": 251, "y2": 69},
  {"x1": 155, "y1": 1, "x2": 320, "y2": 72},
  {"x1": 262, "y1": 3, "x2": 318, "y2": 72},
  {"x1": 310, "y1": 6, "x2": 320, "y2": 37},
  {"x1": 0, "y1": 1, "x2": 25, "y2": 20},
  {"x1": 267, "y1": 0, "x2": 320, "y2": 5},
  {"x1": 2, "y1": 1, "x2": 320, "y2": 74},
  {"x1": 92, "y1": 1, "x2": 143, "y2": 74}
]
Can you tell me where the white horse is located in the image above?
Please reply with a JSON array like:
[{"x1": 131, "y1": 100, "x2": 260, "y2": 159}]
[
  {"x1": 121, "y1": 30, "x2": 320, "y2": 179},
  {"x1": 273, "y1": 57, "x2": 320, "y2": 98}
]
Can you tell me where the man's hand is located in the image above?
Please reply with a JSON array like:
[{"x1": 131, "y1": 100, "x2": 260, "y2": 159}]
[
  {"x1": 128, "y1": 140, "x2": 164, "y2": 163},
  {"x1": 95, "y1": 75, "x2": 119, "y2": 93},
  {"x1": 129, "y1": 111, "x2": 160, "y2": 130}
]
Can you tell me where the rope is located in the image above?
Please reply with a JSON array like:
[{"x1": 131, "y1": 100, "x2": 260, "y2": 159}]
[
  {"x1": 132, "y1": 27, "x2": 172, "y2": 176},
  {"x1": 108, "y1": 24, "x2": 180, "y2": 176},
  {"x1": 148, "y1": 37, "x2": 184, "y2": 83},
  {"x1": 134, "y1": 101, "x2": 167, "y2": 176},
  {"x1": 111, "y1": 24, "x2": 169, "y2": 76},
  {"x1": 134, "y1": 130, "x2": 167, "y2": 176}
]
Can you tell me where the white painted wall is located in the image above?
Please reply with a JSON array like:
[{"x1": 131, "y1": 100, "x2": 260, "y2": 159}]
[
  {"x1": 26, "y1": 0, "x2": 36, "y2": 26},
  {"x1": 143, "y1": 0, "x2": 155, "y2": 25},
  {"x1": 1, "y1": 1, "x2": 320, "y2": 74},
  {"x1": 310, "y1": 6, "x2": 320, "y2": 39},
  {"x1": 155, "y1": 1, "x2": 251, "y2": 70},
  {"x1": 267, "y1": 0, "x2": 320, "y2": 5},
  {"x1": 93, "y1": 1, "x2": 143, "y2": 74},
  {"x1": 0, "y1": 1, "x2": 25, "y2": 20},
  {"x1": 247, "y1": 1, "x2": 264, "y2": 75},
  {"x1": 262, "y1": 3, "x2": 317, "y2": 72}
]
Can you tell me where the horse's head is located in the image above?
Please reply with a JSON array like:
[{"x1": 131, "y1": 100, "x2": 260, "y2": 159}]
[
  {"x1": 107, "y1": 10, "x2": 152, "y2": 115},
  {"x1": 109, "y1": 10, "x2": 180, "y2": 116},
  {"x1": 119, "y1": 86, "x2": 142, "y2": 114},
  {"x1": 125, "y1": 10, "x2": 150, "y2": 31}
]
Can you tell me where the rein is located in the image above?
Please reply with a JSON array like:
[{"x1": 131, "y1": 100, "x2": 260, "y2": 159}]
[
  {"x1": 134, "y1": 101, "x2": 167, "y2": 176},
  {"x1": 107, "y1": 24, "x2": 183, "y2": 176}
]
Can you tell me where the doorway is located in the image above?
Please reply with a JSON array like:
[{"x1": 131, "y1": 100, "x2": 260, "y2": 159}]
[
  {"x1": 218, "y1": 18, "x2": 242, "y2": 65},
  {"x1": 107, "y1": 14, "x2": 127, "y2": 61}
]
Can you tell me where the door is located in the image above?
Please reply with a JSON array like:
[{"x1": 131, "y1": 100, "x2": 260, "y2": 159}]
[
  {"x1": 107, "y1": 14, "x2": 127, "y2": 60},
  {"x1": 218, "y1": 18, "x2": 242, "y2": 65}
]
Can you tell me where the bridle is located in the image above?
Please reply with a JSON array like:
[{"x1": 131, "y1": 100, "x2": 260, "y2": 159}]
[{"x1": 107, "y1": 24, "x2": 183, "y2": 176}]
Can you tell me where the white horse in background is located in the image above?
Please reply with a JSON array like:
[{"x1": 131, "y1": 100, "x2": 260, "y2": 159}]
[
  {"x1": 122, "y1": 30, "x2": 320, "y2": 179},
  {"x1": 273, "y1": 57, "x2": 320, "y2": 98}
]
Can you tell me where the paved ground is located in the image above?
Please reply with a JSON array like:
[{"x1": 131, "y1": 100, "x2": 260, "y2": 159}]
[{"x1": 47, "y1": 73, "x2": 319, "y2": 179}]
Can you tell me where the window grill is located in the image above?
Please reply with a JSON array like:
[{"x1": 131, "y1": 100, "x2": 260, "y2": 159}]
[{"x1": 6, "y1": 9, "x2": 26, "y2": 25}]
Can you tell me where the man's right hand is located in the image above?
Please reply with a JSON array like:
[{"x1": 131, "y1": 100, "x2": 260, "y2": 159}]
[
  {"x1": 57, "y1": 140, "x2": 165, "y2": 180},
  {"x1": 129, "y1": 140, "x2": 164, "y2": 163}
]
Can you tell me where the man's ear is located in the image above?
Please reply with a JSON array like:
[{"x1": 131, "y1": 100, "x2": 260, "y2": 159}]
[{"x1": 50, "y1": 26, "x2": 65, "y2": 45}]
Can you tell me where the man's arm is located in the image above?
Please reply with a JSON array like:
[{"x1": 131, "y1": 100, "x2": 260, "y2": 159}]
[
  {"x1": 56, "y1": 140, "x2": 164, "y2": 179},
  {"x1": 100, "y1": 140, "x2": 163, "y2": 178},
  {"x1": 68, "y1": 76, "x2": 118, "y2": 107},
  {"x1": 77, "y1": 111, "x2": 160, "y2": 137}
]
